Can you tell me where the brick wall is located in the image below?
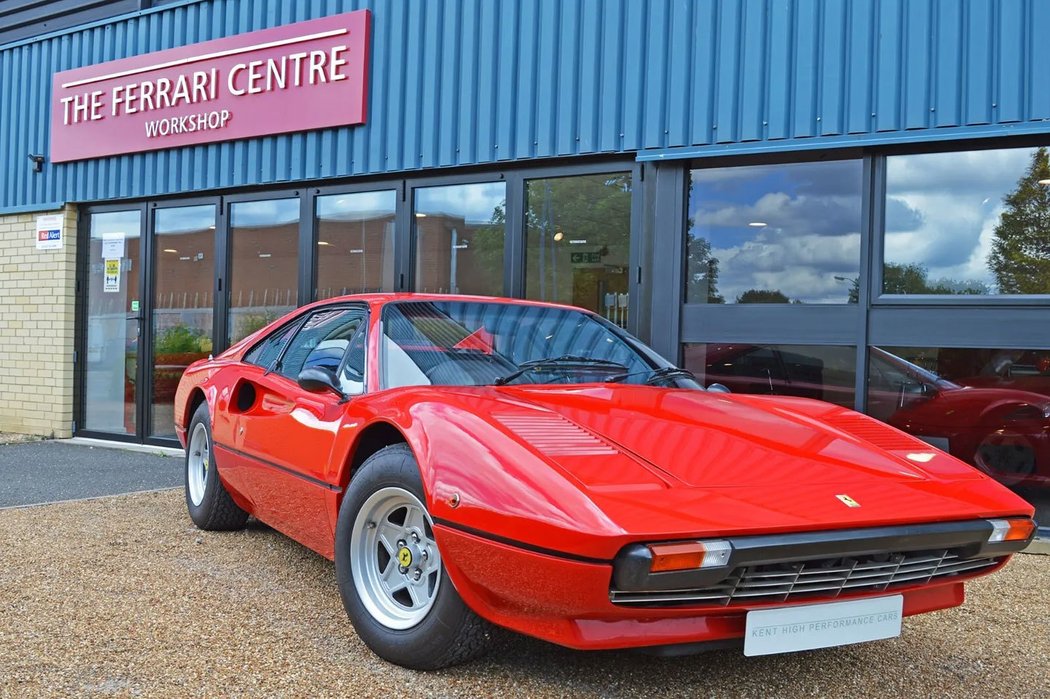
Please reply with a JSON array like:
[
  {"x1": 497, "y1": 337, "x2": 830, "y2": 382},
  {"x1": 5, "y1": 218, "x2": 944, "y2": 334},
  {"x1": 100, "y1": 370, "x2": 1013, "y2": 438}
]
[{"x1": 0, "y1": 206, "x2": 77, "y2": 437}]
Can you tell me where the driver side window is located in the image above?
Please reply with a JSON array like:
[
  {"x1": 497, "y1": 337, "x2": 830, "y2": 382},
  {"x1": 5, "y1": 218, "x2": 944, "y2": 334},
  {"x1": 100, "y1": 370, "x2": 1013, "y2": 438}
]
[{"x1": 277, "y1": 306, "x2": 367, "y2": 386}]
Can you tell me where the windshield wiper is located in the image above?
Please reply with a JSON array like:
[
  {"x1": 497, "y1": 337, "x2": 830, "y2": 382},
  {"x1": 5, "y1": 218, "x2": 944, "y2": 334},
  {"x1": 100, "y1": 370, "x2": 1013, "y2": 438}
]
[
  {"x1": 493, "y1": 355, "x2": 628, "y2": 386},
  {"x1": 604, "y1": 366, "x2": 697, "y2": 385}
]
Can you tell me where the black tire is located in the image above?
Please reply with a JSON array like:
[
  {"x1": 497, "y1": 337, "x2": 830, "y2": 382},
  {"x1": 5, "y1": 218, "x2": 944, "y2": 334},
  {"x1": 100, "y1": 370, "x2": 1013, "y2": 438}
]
[
  {"x1": 974, "y1": 430, "x2": 1037, "y2": 488},
  {"x1": 184, "y1": 402, "x2": 249, "y2": 531},
  {"x1": 335, "y1": 443, "x2": 495, "y2": 670}
]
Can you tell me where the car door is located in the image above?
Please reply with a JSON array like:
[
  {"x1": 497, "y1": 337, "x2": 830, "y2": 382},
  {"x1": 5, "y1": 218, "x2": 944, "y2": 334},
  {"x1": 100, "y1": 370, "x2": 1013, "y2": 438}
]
[{"x1": 238, "y1": 305, "x2": 368, "y2": 553}]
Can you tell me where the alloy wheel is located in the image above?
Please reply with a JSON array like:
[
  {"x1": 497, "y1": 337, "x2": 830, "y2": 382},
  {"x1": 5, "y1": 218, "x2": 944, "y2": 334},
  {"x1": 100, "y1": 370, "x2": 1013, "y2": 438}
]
[{"x1": 350, "y1": 487, "x2": 442, "y2": 630}]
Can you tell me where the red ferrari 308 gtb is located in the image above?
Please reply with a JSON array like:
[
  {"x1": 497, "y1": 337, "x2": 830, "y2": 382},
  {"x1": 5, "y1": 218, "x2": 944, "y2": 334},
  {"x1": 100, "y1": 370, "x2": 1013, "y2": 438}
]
[{"x1": 174, "y1": 294, "x2": 1035, "y2": 669}]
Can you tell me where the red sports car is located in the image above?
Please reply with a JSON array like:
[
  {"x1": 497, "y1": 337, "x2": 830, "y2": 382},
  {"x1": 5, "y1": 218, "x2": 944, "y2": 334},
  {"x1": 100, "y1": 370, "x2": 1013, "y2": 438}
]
[{"x1": 174, "y1": 294, "x2": 1035, "y2": 669}]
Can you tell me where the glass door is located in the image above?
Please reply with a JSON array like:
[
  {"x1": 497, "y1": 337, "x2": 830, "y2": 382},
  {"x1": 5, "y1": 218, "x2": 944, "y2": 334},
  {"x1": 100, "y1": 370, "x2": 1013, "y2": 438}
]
[
  {"x1": 83, "y1": 209, "x2": 143, "y2": 436},
  {"x1": 150, "y1": 204, "x2": 216, "y2": 439},
  {"x1": 227, "y1": 197, "x2": 301, "y2": 344}
]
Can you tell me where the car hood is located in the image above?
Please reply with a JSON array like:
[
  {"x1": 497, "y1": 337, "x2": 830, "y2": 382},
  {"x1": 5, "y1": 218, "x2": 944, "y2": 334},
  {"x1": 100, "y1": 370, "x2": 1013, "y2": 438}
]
[
  {"x1": 407, "y1": 384, "x2": 1033, "y2": 556},
  {"x1": 496, "y1": 384, "x2": 965, "y2": 488},
  {"x1": 476, "y1": 385, "x2": 1032, "y2": 540}
]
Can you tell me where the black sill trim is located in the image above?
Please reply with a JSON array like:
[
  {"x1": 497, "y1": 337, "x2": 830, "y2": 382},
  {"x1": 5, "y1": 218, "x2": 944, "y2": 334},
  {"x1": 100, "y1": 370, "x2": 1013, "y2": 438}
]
[
  {"x1": 432, "y1": 517, "x2": 611, "y2": 566},
  {"x1": 214, "y1": 442, "x2": 343, "y2": 493}
]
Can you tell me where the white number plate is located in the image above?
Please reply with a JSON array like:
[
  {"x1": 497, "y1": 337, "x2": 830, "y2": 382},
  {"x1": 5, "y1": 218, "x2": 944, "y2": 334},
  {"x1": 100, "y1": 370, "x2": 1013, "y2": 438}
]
[{"x1": 744, "y1": 595, "x2": 903, "y2": 656}]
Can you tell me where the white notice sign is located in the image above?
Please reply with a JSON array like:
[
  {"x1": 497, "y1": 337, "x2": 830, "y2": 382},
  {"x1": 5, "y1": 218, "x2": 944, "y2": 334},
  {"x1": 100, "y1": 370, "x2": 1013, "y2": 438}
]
[
  {"x1": 101, "y1": 232, "x2": 125, "y2": 259},
  {"x1": 35, "y1": 214, "x2": 64, "y2": 250}
]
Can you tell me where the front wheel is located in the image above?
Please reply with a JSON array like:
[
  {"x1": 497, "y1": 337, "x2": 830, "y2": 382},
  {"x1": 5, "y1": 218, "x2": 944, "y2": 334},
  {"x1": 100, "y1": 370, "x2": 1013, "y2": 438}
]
[{"x1": 335, "y1": 444, "x2": 495, "y2": 669}]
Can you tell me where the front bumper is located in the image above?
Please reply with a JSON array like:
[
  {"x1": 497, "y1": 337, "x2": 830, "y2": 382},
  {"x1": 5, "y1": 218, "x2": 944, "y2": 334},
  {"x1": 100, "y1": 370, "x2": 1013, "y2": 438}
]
[
  {"x1": 611, "y1": 519, "x2": 1030, "y2": 601},
  {"x1": 434, "y1": 519, "x2": 1029, "y2": 651}
]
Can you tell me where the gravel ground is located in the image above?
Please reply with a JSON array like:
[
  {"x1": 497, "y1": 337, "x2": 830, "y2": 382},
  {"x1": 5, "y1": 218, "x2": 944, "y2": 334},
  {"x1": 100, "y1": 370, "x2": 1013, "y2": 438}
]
[{"x1": 1, "y1": 490, "x2": 1047, "y2": 699}]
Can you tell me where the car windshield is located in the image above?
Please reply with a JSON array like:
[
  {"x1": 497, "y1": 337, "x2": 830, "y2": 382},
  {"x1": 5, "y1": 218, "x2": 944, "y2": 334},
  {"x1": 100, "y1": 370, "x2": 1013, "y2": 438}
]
[
  {"x1": 870, "y1": 347, "x2": 960, "y2": 390},
  {"x1": 381, "y1": 300, "x2": 679, "y2": 389}
]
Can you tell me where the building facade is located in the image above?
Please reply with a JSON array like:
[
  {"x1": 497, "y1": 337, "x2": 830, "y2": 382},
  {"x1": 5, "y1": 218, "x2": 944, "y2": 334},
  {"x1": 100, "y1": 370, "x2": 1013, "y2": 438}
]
[{"x1": 1, "y1": 0, "x2": 1048, "y2": 532}]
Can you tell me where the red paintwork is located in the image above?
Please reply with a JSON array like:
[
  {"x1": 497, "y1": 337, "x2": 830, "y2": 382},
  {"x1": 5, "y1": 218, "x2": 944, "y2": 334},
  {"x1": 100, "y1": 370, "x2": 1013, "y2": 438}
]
[
  {"x1": 436, "y1": 524, "x2": 974, "y2": 650},
  {"x1": 174, "y1": 293, "x2": 1035, "y2": 651}
]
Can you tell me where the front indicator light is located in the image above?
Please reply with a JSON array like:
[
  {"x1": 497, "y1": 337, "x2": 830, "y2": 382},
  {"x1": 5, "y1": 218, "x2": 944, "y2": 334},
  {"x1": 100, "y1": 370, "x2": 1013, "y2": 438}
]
[
  {"x1": 987, "y1": 517, "x2": 1036, "y2": 543},
  {"x1": 648, "y1": 540, "x2": 731, "y2": 572}
]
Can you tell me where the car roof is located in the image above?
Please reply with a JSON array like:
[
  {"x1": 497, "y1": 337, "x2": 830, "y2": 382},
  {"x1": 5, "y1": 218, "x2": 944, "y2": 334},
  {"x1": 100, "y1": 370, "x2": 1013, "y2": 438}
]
[
  {"x1": 296, "y1": 292, "x2": 594, "y2": 316},
  {"x1": 222, "y1": 293, "x2": 601, "y2": 360}
]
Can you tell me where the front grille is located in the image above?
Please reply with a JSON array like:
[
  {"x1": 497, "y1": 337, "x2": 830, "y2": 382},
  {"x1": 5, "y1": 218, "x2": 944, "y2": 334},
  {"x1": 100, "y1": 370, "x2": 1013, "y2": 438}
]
[{"x1": 610, "y1": 550, "x2": 1003, "y2": 606}]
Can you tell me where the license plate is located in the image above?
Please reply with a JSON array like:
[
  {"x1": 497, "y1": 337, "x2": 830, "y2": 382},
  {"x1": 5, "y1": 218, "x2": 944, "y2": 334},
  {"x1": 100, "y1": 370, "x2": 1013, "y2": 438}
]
[{"x1": 743, "y1": 595, "x2": 903, "y2": 656}]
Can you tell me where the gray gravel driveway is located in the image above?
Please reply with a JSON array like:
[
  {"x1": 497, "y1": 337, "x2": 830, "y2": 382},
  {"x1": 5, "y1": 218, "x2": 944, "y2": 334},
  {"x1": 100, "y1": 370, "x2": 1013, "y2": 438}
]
[
  {"x1": 0, "y1": 441, "x2": 180, "y2": 508},
  {"x1": 1, "y1": 489, "x2": 1046, "y2": 698}
]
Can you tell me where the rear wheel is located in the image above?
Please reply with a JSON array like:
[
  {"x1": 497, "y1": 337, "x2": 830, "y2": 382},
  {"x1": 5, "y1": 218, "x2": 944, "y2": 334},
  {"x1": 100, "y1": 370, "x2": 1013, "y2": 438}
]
[
  {"x1": 185, "y1": 403, "x2": 248, "y2": 531},
  {"x1": 974, "y1": 430, "x2": 1037, "y2": 487},
  {"x1": 335, "y1": 444, "x2": 495, "y2": 669}
]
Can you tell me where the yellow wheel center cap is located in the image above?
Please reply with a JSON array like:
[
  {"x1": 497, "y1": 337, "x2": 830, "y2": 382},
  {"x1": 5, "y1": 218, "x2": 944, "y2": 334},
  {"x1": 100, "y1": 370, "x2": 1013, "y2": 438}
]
[{"x1": 397, "y1": 547, "x2": 413, "y2": 568}]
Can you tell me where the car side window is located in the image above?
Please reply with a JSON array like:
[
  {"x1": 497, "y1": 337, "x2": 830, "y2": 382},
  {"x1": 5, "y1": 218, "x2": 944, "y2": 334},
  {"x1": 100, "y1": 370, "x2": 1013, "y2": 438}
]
[
  {"x1": 277, "y1": 307, "x2": 367, "y2": 382},
  {"x1": 338, "y1": 322, "x2": 368, "y2": 395},
  {"x1": 243, "y1": 320, "x2": 302, "y2": 369}
]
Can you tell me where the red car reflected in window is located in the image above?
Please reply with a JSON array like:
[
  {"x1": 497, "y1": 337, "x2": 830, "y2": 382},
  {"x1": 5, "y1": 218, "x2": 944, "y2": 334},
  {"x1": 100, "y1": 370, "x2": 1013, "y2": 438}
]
[{"x1": 697, "y1": 344, "x2": 1050, "y2": 491}]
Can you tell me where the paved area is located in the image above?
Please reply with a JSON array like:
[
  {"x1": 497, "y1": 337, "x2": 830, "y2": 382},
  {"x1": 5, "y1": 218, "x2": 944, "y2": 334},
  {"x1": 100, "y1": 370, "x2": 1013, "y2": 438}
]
[
  {"x1": 1, "y1": 489, "x2": 1047, "y2": 698},
  {"x1": 0, "y1": 441, "x2": 181, "y2": 508}
]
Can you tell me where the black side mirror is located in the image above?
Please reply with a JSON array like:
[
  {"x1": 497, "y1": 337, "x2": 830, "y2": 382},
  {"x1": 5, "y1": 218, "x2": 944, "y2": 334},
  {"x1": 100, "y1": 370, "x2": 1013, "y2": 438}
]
[{"x1": 298, "y1": 366, "x2": 346, "y2": 399}]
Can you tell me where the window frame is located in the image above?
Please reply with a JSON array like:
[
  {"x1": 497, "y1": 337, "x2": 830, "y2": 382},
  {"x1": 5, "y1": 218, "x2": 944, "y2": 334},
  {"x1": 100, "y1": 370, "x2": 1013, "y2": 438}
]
[
  {"x1": 683, "y1": 155, "x2": 868, "y2": 308},
  {"x1": 873, "y1": 141, "x2": 1050, "y2": 307},
  {"x1": 519, "y1": 168, "x2": 637, "y2": 324},
  {"x1": 409, "y1": 176, "x2": 511, "y2": 298},
  {"x1": 267, "y1": 303, "x2": 370, "y2": 390},
  {"x1": 223, "y1": 189, "x2": 305, "y2": 347},
  {"x1": 308, "y1": 182, "x2": 403, "y2": 303}
]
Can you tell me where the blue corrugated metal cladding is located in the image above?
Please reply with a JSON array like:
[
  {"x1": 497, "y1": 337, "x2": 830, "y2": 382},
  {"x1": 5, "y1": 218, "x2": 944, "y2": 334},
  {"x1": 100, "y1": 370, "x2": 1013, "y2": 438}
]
[{"x1": 3, "y1": 0, "x2": 1050, "y2": 212}]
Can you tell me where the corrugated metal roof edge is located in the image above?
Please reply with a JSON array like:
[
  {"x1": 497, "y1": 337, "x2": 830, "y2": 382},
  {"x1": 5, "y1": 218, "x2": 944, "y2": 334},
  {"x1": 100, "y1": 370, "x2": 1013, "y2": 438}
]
[
  {"x1": 0, "y1": 0, "x2": 206, "y2": 53},
  {"x1": 637, "y1": 120, "x2": 1050, "y2": 162}
]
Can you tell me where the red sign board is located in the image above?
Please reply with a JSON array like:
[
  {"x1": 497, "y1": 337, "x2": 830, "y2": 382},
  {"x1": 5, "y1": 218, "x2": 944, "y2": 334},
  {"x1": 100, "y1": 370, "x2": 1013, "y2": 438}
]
[{"x1": 50, "y1": 10, "x2": 370, "y2": 163}]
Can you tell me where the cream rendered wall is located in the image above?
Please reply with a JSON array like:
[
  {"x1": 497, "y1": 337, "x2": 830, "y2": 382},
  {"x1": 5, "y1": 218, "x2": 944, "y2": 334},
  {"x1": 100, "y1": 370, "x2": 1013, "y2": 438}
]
[{"x1": 0, "y1": 206, "x2": 77, "y2": 437}]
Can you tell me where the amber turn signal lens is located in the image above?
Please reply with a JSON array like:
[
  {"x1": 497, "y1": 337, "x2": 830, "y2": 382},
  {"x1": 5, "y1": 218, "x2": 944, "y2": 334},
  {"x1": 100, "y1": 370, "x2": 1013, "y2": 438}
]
[
  {"x1": 647, "y1": 540, "x2": 732, "y2": 572},
  {"x1": 987, "y1": 517, "x2": 1036, "y2": 543},
  {"x1": 1004, "y1": 518, "x2": 1036, "y2": 541},
  {"x1": 648, "y1": 542, "x2": 706, "y2": 572}
]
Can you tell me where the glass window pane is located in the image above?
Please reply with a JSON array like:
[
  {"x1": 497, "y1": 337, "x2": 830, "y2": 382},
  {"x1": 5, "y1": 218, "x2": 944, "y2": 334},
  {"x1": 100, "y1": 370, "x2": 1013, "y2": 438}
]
[
  {"x1": 278, "y1": 307, "x2": 366, "y2": 380},
  {"x1": 152, "y1": 205, "x2": 215, "y2": 438},
  {"x1": 868, "y1": 346, "x2": 1049, "y2": 523},
  {"x1": 884, "y1": 147, "x2": 1050, "y2": 296},
  {"x1": 85, "y1": 210, "x2": 142, "y2": 435},
  {"x1": 524, "y1": 172, "x2": 633, "y2": 325},
  {"x1": 316, "y1": 190, "x2": 396, "y2": 299},
  {"x1": 414, "y1": 182, "x2": 505, "y2": 296},
  {"x1": 244, "y1": 320, "x2": 301, "y2": 369},
  {"x1": 686, "y1": 160, "x2": 863, "y2": 304},
  {"x1": 683, "y1": 343, "x2": 857, "y2": 409},
  {"x1": 228, "y1": 198, "x2": 300, "y2": 343}
]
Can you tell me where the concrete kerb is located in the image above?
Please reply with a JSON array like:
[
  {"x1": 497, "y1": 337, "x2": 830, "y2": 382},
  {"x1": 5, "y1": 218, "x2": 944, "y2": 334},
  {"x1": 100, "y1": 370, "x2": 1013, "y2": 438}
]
[
  {"x1": 61, "y1": 436, "x2": 184, "y2": 458},
  {"x1": 1024, "y1": 537, "x2": 1050, "y2": 556}
]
